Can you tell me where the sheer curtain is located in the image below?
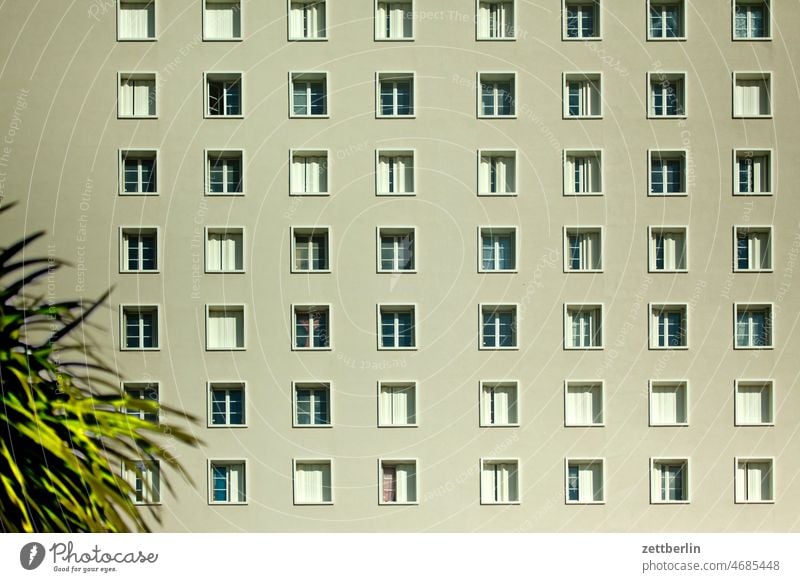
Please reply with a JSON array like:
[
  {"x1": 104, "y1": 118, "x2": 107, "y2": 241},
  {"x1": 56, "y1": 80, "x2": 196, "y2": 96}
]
[
  {"x1": 207, "y1": 232, "x2": 241, "y2": 271},
  {"x1": 737, "y1": 384, "x2": 768, "y2": 424},
  {"x1": 297, "y1": 464, "x2": 324, "y2": 502},
  {"x1": 569, "y1": 155, "x2": 600, "y2": 193},
  {"x1": 568, "y1": 385, "x2": 599, "y2": 424},
  {"x1": 205, "y1": 2, "x2": 240, "y2": 39},
  {"x1": 290, "y1": 2, "x2": 325, "y2": 39},
  {"x1": 120, "y1": 3, "x2": 153, "y2": 39},
  {"x1": 483, "y1": 463, "x2": 514, "y2": 502},
  {"x1": 377, "y1": 3, "x2": 412, "y2": 39},
  {"x1": 735, "y1": 80, "x2": 766, "y2": 116},
  {"x1": 651, "y1": 385, "x2": 684, "y2": 424},
  {"x1": 208, "y1": 309, "x2": 242, "y2": 348},
  {"x1": 577, "y1": 463, "x2": 600, "y2": 502},
  {"x1": 378, "y1": 156, "x2": 412, "y2": 193},
  {"x1": 293, "y1": 156, "x2": 327, "y2": 193},
  {"x1": 737, "y1": 461, "x2": 771, "y2": 501}
]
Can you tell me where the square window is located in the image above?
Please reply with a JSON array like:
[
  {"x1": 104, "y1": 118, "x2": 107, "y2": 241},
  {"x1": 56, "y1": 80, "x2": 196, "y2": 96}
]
[
  {"x1": 563, "y1": 0, "x2": 600, "y2": 39},
  {"x1": 123, "y1": 382, "x2": 159, "y2": 423},
  {"x1": 121, "y1": 306, "x2": 159, "y2": 350},
  {"x1": 649, "y1": 150, "x2": 687, "y2": 195},
  {"x1": 564, "y1": 150, "x2": 602, "y2": 195},
  {"x1": 380, "y1": 460, "x2": 418, "y2": 504},
  {"x1": 565, "y1": 305, "x2": 603, "y2": 349},
  {"x1": 289, "y1": 1, "x2": 327, "y2": 40},
  {"x1": 375, "y1": 1, "x2": 413, "y2": 40},
  {"x1": 118, "y1": 73, "x2": 156, "y2": 118},
  {"x1": 735, "y1": 380, "x2": 774, "y2": 425},
  {"x1": 206, "y1": 150, "x2": 243, "y2": 195},
  {"x1": 649, "y1": 381, "x2": 688, "y2": 426},
  {"x1": 480, "y1": 459, "x2": 519, "y2": 504},
  {"x1": 122, "y1": 460, "x2": 160, "y2": 504},
  {"x1": 291, "y1": 72, "x2": 327, "y2": 117},
  {"x1": 205, "y1": 73, "x2": 242, "y2": 117},
  {"x1": 734, "y1": 226, "x2": 772, "y2": 271},
  {"x1": 481, "y1": 304, "x2": 518, "y2": 349},
  {"x1": 209, "y1": 382, "x2": 246, "y2": 427},
  {"x1": 206, "y1": 305, "x2": 245, "y2": 350},
  {"x1": 566, "y1": 459, "x2": 604, "y2": 503},
  {"x1": 378, "y1": 73, "x2": 415, "y2": 117},
  {"x1": 480, "y1": 228, "x2": 517, "y2": 272},
  {"x1": 480, "y1": 381, "x2": 519, "y2": 426},
  {"x1": 206, "y1": 227, "x2": 244, "y2": 272},
  {"x1": 477, "y1": 1, "x2": 515, "y2": 40},
  {"x1": 648, "y1": 1, "x2": 685, "y2": 39},
  {"x1": 203, "y1": 0, "x2": 242, "y2": 40},
  {"x1": 734, "y1": 149, "x2": 772, "y2": 195},
  {"x1": 291, "y1": 150, "x2": 329, "y2": 195},
  {"x1": 651, "y1": 459, "x2": 689, "y2": 503},
  {"x1": 736, "y1": 458, "x2": 774, "y2": 502},
  {"x1": 119, "y1": 150, "x2": 157, "y2": 195},
  {"x1": 378, "y1": 382, "x2": 417, "y2": 426},
  {"x1": 294, "y1": 460, "x2": 333, "y2": 504},
  {"x1": 478, "y1": 73, "x2": 516, "y2": 117},
  {"x1": 564, "y1": 227, "x2": 602, "y2": 272},
  {"x1": 734, "y1": 1, "x2": 770, "y2": 40},
  {"x1": 378, "y1": 228, "x2": 415, "y2": 272},
  {"x1": 648, "y1": 72, "x2": 686, "y2": 117},
  {"x1": 294, "y1": 382, "x2": 331, "y2": 426},
  {"x1": 209, "y1": 461, "x2": 246, "y2": 503},
  {"x1": 650, "y1": 304, "x2": 688, "y2": 349},
  {"x1": 118, "y1": 1, "x2": 156, "y2": 40},
  {"x1": 564, "y1": 73, "x2": 602, "y2": 118},
  {"x1": 735, "y1": 304, "x2": 772, "y2": 348},
  {"x1": 120, "y1": 227, "x2": 158, "y2": 272},
  {"x1": 379, "y1": 305, "x2": 416, "y2": 349},
  {"x1": 293, "y1": 305, "x2": 331, "y2": 350},
  {"x1": 478, "y1": 150, "x2": 517, "y2": 195},
  {"x1": 376, "y1": 150, "x2": 415, "y2": 195},
  {"x1": 565, "y1": 381, "x2": 603, "y2": 426},
  {"x1": 733, "y1": 72, "x2": 772, "y2": 117},
  {"x1": 648, "y1": 227, "x2": 688, "y2": 272},
  {"x1": 292, "y1": 227, "x2": 330, "y2": 272}
]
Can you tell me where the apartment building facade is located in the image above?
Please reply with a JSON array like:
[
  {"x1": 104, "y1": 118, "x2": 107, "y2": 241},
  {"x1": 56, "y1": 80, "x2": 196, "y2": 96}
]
[{"x1": 0, "y1": 0, "x2": 798, "y2": 531}]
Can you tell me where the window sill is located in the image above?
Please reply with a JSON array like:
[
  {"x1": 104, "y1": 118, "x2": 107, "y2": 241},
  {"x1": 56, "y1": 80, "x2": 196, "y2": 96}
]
[
  {"x1": 648, "y1": 269, "x2": 689, "y2": 274},
  {"x1": 374, "y1": 37, "x2": 415, "y2": 42},
  {"x1": 205, "y1": 270, "x2": 246, "y2": 274},
  {"x1": 376, "y1": 192, "x2": 416, "y2": 196},
  {"x1": 294, "y1": 501, "x2": 334, "y2": 506},
  {"x1": 292, "y1": 269, "x2": 332, "y2": 274},
  {"x1": 378, "y1": 269, "x2": 417, "y2": 274},
  {"x1": 479, "y1": 269, "x2": 519, "y2": 274},
  {"x1": 565, "y1": 423, "x2": 605, "y2": 428},
  {"x1": 120, "y1": 270, "x2": 161, "y2": 274},
  {"x1": 733, "y1": 268, "x2": 773, "y2": 273},
  {"x1": 478, "y1": 192, "x2": 518, "y2": 197},
  {"x1": 205, "y1": 114, "x2": 245, "y2": 120},
  {"x1": 564, "y1": 346, "x2": 604, "y2": 351},
  {"x1": 206, "y1": 347, "x2": 247, "y2": 352},
  {"x1": 564, "y1": 115, "x2": 603, "y2": 120},
  {"x1": 479, "y1": 346, "x2": 520, "y2": 351},
  {"x1": 119, "y1": 192, "x2": 160, "y2": 196},
  {"x1": 208, "y1": 501, "x2": 248, "y2": 506},
  {"x1": 734, "y1": 191, "x2": 773, "y2": 196},
  {"x1": 732, "y1": 37, "x2": 772, "y2": 42},
  {"x1": 292, "y1": 424, "x2": 333, "y2": 429},
  {"x1": 648, "y1": 114, "x2": 688, "y2": 120},
  {"x1": 379, "y1": 501, "x2": 419, "y2": 506},
  {"x1": 480, "y1": 501, "x2": 521, "y2": 506},
  {"x1": 650, "y1": 423, "x2": 689, "y2": 428},
  {"x1": 480, "y1": 423, "x2": 521, "y2": 428},
  {"x1": 290, "y1": 114, "x2": 330, "y2": 119},
  {"x1": 131, "y1": 501, "x2": 162, "y2": 506},
  {"x1": 562, "y1": 36, "x2": 602, "y2": 41},
  {"x1": 647, "y1": 192, "x2": 688, "y2": 197},
  {"x1": 566, "y1": 500, "x2": 606, "y2": 505},
  {"x1": 207, "y1": 424, "x2": 248, "y2": 429},
  {"x1": 651, "y1": 500, "x2": 690, "y2": 505},
  {"x1": 290, "y1": 191, "x2": 330, "y2": 196},
  {"x1": 647, "y1": 36, "x2": 687, "y2": 42},
  {"x1": 564, "y1": 191, "x2": 604, "y2": 197},
  {"x1": 118, "y1": 115, "x2": 158, "y2": 120},
  {"x1": 649, "y1": 346, "x2": 689, "y2": 351},
  {"x1": 376, "y1": 114, "x2": 417, "y2": 119},
  {"x1": 733, "y1": 345, "x2": 774, "y2": 350},
  {"x1": 378, "y1": 423, "x2": 418, "y2": 428},
  {"x1": 291, "y1": 346, "x2": 332, "y2": 352},
  {"x1": 203, "y1": 37, "x2": 244, "y2": 42},
  {"x1": 288, "y1": 37, "x2": 329, "y2": 42},
  {"x1": 121, "y1": 347, "x2": 160, "y2": 352},
  {"x1": 378, "y1": 346, "x2": 418, "y2": 351},
  {"x1": 734, "y1": 422, "x2": 774, "y2": 427},
  {"x1": 735, "y1": 499, "x2": 775, "y2": 504},
  {"x1": 565, "y1": 269, "x2": 604, "y2": 274},
  {"x1": 733, "y1": 114, "x2": 773, "y2": 120},
  {"x1": 205, "y1": 192, "x2": 246, "y2": 197},
  {"x1": 476, "y1": 36, "x2": 517, "y2": 42},
  {"x1": 117, "y1": 37, "x2": 157, "y2": 42},
  {"x1": 478, "y1": 114, "x2": 518, "y2": 120}
]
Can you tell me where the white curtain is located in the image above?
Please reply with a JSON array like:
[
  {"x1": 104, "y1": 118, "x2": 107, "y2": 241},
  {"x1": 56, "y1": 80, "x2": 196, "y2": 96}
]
[
  {"x1": 119, "y1": 81, "x2": 133, "y2": 116},
  {"x1": 574, "y1": 80, "x2": 599, "y2": 116},
  {"x1": 652, "y1": 385, "x2": 685, "y2": 424},
  {"x1": 737, "y1": 462, "x2": 770, "y2": 501},
  {"x1": 205, "y1": 2, "x2": 240, "y2": 39},
  {"x1": 577, "y1": 463, "x2": 601, "y2": 502},
  {"x1": 658, "y1": 232, "x2": 685, "y2": 270},
  {"x1": 290, "y1": 2, "x2": 325, "y2": 39},
  {"x1": 735, "y1": 80, "x2": 767, "y2": 116},
  {"x1": 208, "y1": 309, "x2": 242, "y2": 349},
  {"x1": 292, "y1": 156, "x2": 327, "y2": 193},
  {"x1": 478, "y1": 3, "x2": 490, "y2": 37},
  {"x1": 396, "y1": 464, "x2": 413, "y2": 502},
  {"x1": 737, "y1": 384, "x2": 768, "y2": 424},
  {"x1": 120, "y1": 3, "x2": 153, "y2": 39},
  {"x1": 379, "y1": 3, "x2": 411, "y2": 39},
  {"x1": 378, "y1": 155, "x2": 412, "y2": 193},
  {"x1": 749, "y1": 231, "x2": 769, "y2": 268},
  {"x1": 380, "y1": 386, "x2": 413, "y2": 425},
  {"x1": 483, "y1": 463, "x2": 516, "y2": 503},
  {"x1": 569, "y1": 156, "x2": 600, "y2": 193},
  {"x1": 207, "y1": 232, "x2": 241, "y2": 271},
  {"x1": 297, "y1": 464, "x2": 329, "y2": 502},
  {"x1": 567, "y1": 385, "x2": 599, "y2": 424},
  {"x1": 480, "y1": 2, "x2": 513, "y2": 38},
  {"x1": 227, "y1": 464, "x2": 244, "y2": 502},
  {"x1": 575, "y1": 233, "x2": 599, "y2": 269},
  {"x1": 485, "y1": 385, "x2": 515, "y2": 424},
  {"x1": 480, "y1": 155, "x2": 514, "y2": 194}
]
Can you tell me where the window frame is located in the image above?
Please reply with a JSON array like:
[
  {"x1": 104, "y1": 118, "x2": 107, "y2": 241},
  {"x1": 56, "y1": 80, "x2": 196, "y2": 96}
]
[
  {"x1": 207, "y1": 459, "x2": 248, "y2": 505},
  {"x1": 563, "y1": 226, "x2": 603, "y2": 273},
  {"x1": 374, "y1": 0, "x2": 415, "y2": 41},
  {"x1": 122, "y1": 381, "x2": 160, "y2": 423},
  {"x1": 290, "y1": 149, "x2": 331, "y2": 196},
  {"x1": 204, "y1": 226, "x2": 245, "y2": 274},
  {"x1": 118, "y1": 149, "x2": 159, "y2": 196},
  {"x1": 205, "y1": 304, "x2": 246, "y2": 351},
  {"x1": 732, "y1": 0, "x2": 771, "y2": 41},
  {"x1": 563, "y1": 148, "x2": 604, "y2": 196},
  {"x1": 733, "y1": 302, "x2": 774, "y2": 350},
  {"x1": 291, "y1": 226, "x2": 331, "y2": 273},
  {"x1": 732, "y1": 225, "x2": 773, "y2": 272},
  {"x1": 293, "y1": 458, "x2": 334, "y2": 505},
  {"x1": 650, "y1": 457, "x2": 690, "y2": 504},
  {"x1": 732, "y1": 71, "x2": 773, "y2": 119},
  {"x1": 478, "y1": 226, "x2": 518, "y2": 273},
  {"x1": 287, "y1": 0, "x2": 329, "y2": 41},
  {"x1": 204, "y1": 71, "x2": 244, "y2": 119},
  {"x1": 562, "y1": 72, "x2": 603, "y2": 119},
  {"x1": 377, "y1": 304, "x2": 418, "y2": 351},
  {"x1": 378, "y1": 458, "x2": 420, "y2": 505},
  {"x1": 375, "y1": 148, "x2": 416, "y2": 196},
  {"x1": 376, "y1": 72, "x2": 416, "y2": 118},
  {"x1": 564, "y1": 458, "x2": 606, "y2": 504},
  {"x1": 564, "y1": 304, "x2": 604, "y2": 350},
  {"x1": 476, "y1": 0, "x2": 517, "y2": 41},
  {"x1": 202, "y1": 0, "x2": 243, "y2": 42},
  {"x1": 119, "y1": 304, "x2": 160, "y2": 351},
  {"x1": 117, "y1": 72, "x2": 158, "y2": 119},
  {"x1": 647, "y1": 149, "x2": 688, "y2": 197},
  {"x1": 734, "y1": 457, "x2": 775, "y2": 504},
  {"x1": 732, "y1": 148, "x2": 773, "y2": 196},
  {"x1": 647, "y1": 71, "x2": 687, "y2": 119},
  {"x1": 734, "y1": 379, "x2": 775, "y2": 427},
  {"x1": 376, "y1": 226, "x2": 417, "y2": 273},
  {"x1": 377, "y1": 381, "x2": 418, "y2": 428},
  {"x1": 289, "y1": 71, "x2": 329, "y2": 118},
  {"x1": 292, "y1": 381, "x2": 333, "y2": 428},
  {"x1": 479, "y1": 303, "x2": 519, "y2": 350},
  {"x1": 646, "y1": 0, "x2": 687, "y2": 41},
  {"x1": 648, "y1": 380, "x2": 690, "y2": 427},
  {"x1": 117, "y1": 0, "x2": 157, "y2": 41},
  {"x1": 121, "y1": 460, "x2": 161, "y2": 505},
  {"x1": 562, "y1": 0, "x2": 602, "y2": 40},
  {"x1": 207, "y1": 381, "x2": 247, "y2": 428},
  {"x1": 479, "y1": 380, "x2": 520, "y2": 427},
  {"x1": 647, "y1": 226, "x2": 689, "y2": 273},
  {"x1": 564, "y1": 380, "x2": 605, "y2": 427},
  {"x1": 119, "y1": 226, "x2": 159, "y2": 273},
  {"x1": 291, "y1": 304, "x2": 333, "y2": 351},
  {"x1": 477, "y1": 149, "x2": 518, "y2": 196},
  {"x1": 204, "y1": 149, "x2": 245, "y2": 196},
  {"x1": 479, "y1": 458, "x2": 521, "y2": 505},
  {"x1": 477, "y1": 72, "x2": 517, "y2": 119},
  {"x1": 649, "y1": 303, "x2": 689, "y2": 350}
]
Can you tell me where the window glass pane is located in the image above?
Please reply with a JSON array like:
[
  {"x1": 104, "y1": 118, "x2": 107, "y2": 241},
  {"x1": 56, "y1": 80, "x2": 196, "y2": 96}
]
[
  {"x1": 229, "y1": 389, "x2": 244, "y2": 424},
  {"x1": 397, "y1": 312, "x2": 413, "y2": 347},
  {"x1": 212, "y1": 466, "x2": 228, "y2": 502},
  {"x1": 293, "y1": 83, "x2": 308, "y2": 115},
  {"x1": 396, "y1": 82, "x2": 411, "y2": 115},
  {"x1": 481, "y1": 83, "x2": 494, "y2": 115},
  {"x1": 310, "y1": 82, "x2": 325, "y2": 115},
  {"x1": 296, "y1": 389, "x2": 311, "y2": 424},
  {"x1": 568, "y1": 466, "x2": 579, "y2": 501}
]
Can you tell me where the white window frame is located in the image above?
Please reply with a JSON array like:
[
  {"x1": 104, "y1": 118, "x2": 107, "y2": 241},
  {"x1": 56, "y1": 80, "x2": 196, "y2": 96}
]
[
  {"x1": 289, "y1": 71, "x2": 329, "y2": 118},
  {"x1": 648, "y1": 149, "x2": 688, "y2": 196},
  {"x1": 287, "y1": 0, "x2": 328, "y2": 41},
  {"x1": 290, "y1": 149, "x2": 330, "y2": 196},
  {"x1": 119, "y1": 226, "x2": 159, "y2": 273},
  {"x1": 564, "y1": 380, "x2": 605, "y2": 427},
  {"x1": 562, "y1": 0, "x2": 602, "y2": 40},
  {"x1": 735, "y1": 457, "x2": 775, "y2": 504},
  {"x1": 479, "y1": 380, "x2": 520, "y2": 427},
  {"x1": 205, "y1": 149, "x2": 245, "y2": 196},
  {"x1": 202, "y1": 0, "x2": 243, "y2": 41},
  {"x1": 378, "y1": 458, "x2": 419, "y2": 505},
  {"x1": 476, "y1": 0, "x2": 517, "y2": 41},
  {"x1": 480, "y1": 304, "x2": 519, "y2": 350},
  {"x1": 117, "y1": 72, "x2": 157, "y2": 119},
  {"x1": 734, "y1": 303, "x2": 774, "y2": 350},
  {"x1": 479, "y1": 226, "x2": 518, "y2": 273},
  {"x1": 118, "y1": 149, "x2": 159, "y2": 196},
  {"x1": 292, "y1": 381, "x2": 333, "y2": 428},
  {"x1": 732, "y1": 0, "x2": 771, "y2": 41},
  {"x1": 377, "y1": 381, "x2": 418, "y2": 427},
  {"x1": 292, "y1": 304, "x2": 333, "y2": 351},
  {"x1": 732, "y1": 71, "x2": 772, "y2": 118},
  {"x1": 563, "y1": 226, "x2": 603, "y2": 273},
  {"x1": 477, "y1": 72, "x2": 517, "y2": 119},
  {"x1": 117, "y1": 0, "x2": 157, "y2": 41},
  {"x1": 565, "y1": 458, "x2": 605, "y2": 504},
  {"x1": 564, "y1": 304, "x2": 604, "y2": 350},
  {"x1": 374, "y1": 0, "x2": 415, "y2": 41},
  {"x1": 376, "y1": 72, "x2": 416, "y2": 118},
  {"x1": 205, "y1": 304, "x2": 246, "y2": 351},
  {"x1": 648, "y1": 380, "x2": 689, "y2": 427},
  {"x1": 649, "y1": 303, "x2": 689, "y2": 350},
  {"x1": 647, "y1": 0, "x2": 687, "y2": 41},
  {"x1": 119, "y1": 304, "x2": 160, "y2": 351},
  {"x1": 477, "y1": 149, "x2": 518, "y2": 196},
  {"x1": 480, "y1": 458, "x2": 521, "y2": 505},
  {"x1": 122, "y1": 381, "x2": 160, "y2": 423},
  {"x1": 377, "y1": 226, "x2": 417, "y2": 273},
  {"x1": 291, "y1": 226, "x2": 331, "y2": 273},
  {"x1": 733, "y1": 225, "x2": 773, "y2": 272},
  {"x1": 563, "y1": 149, "x2": 603, "y2": 196},
  {"x1": 204, "y1": 72, "x2": 244, "y2": 119},
  {"x1": 293, "y1": 459, "x2": 334, "y2": 505},
  {"x1": 734, "y1": 379, "x2": 775, "y2": 427},
  {"x1": 375, "y1": 149, "x2": 416, "y2": 195},
  {"x1": 562, "y1": 72, "x2": 603, "y2": 119},
  {"x1": 377, "y1": 304, "x2": 418, "y2": 350},
  {"x1": 207, "y1": 459, "x2": 247, "y2": 505},
  {"x1": 647, "y1": 226, "x2": 689, "y2": 273},
  {"x1": 204, "y1": 226, "x2": 245, "y2": 274},
  {"x1": 121, "y1": 460, "x2": 160, "y2": 505},
  {"x1": 647, "y1": 72, "x2": 687, "y2": 118},
  {"x1": 650, "y1": 458, "x2": 690, "y2": 504},
  {"x1": 732, "y1": 148, "x2": 773, "y2": 196},
  {"x1": 207, "y1": 381, "x2": 247, "y2": 428}
]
